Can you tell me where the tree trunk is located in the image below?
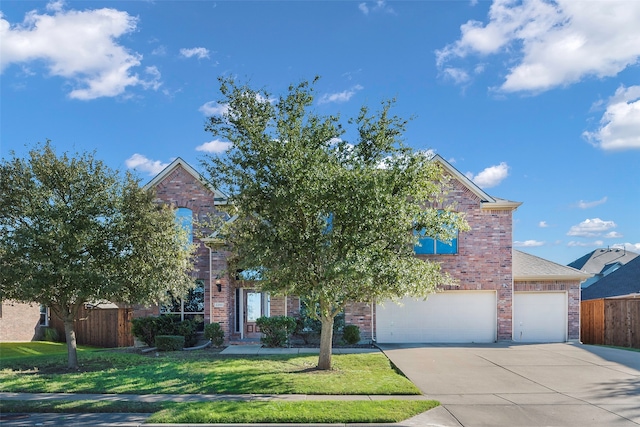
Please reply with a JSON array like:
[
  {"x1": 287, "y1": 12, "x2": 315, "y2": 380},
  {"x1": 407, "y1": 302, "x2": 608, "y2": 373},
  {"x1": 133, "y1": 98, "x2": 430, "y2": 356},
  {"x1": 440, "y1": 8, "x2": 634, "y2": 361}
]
[
  {"x1": 317, "y1": 315, "x2": 334, "y2": 370},
  {"x1": 64, "y1": 317, "x2": 79, "y2": 369}
]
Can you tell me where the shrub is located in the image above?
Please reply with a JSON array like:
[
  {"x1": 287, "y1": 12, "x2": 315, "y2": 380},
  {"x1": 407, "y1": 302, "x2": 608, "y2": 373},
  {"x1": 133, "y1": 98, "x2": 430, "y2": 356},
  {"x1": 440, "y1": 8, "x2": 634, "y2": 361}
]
[
  {"x1": 131, "y1": 315, "x2": 198, "y2": 348},
  {"x1": 155, "y1": 335, "x2": 185, "y2": 351},
  {"x1": 204, "y1": 322, "x2": 225, "y2": 347},
  {"x1": 256, "y1": 316, "x2": 297, "y2": 347},
  {"x1": 131, "y1": 316, "x2": 159, "y2": 346},
  {"x1": 294, "y1": 299, "x2": 345, "y2": 344},
  {"x1": 40, "y1": 327, "x2": 59, "y2": 342},
  {"x1": 343, "y1": 324, "x2": 361, "y2": 345}
]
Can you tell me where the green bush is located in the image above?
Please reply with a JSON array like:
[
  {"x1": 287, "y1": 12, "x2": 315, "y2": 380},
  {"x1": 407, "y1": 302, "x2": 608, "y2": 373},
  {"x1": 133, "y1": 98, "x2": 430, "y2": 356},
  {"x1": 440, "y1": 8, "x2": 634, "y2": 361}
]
[
  {"x1": 256, "y1": 316, "x2": 297, "y2": 347},
  {"x1": 343, "y1": 325, "x2": 361, "y2": 345},
  {"x1": 40, "y1": 327, "x2": 59, "y2": 342},
  {"x1": 131, "y1": 316, "x2": 159, "y2": 346},
  {"x1": 294, "y1": 299, "x2": 345, "y2": 344},
  {"x1": 204, "y1": 322, "x2": 225, "y2": 347},
  {"x1": 131, "y1": 315, "x2": 198, "y2": 348},
  {"x1": 155, "y1": 335, "x2": 185, "y2": 351}
]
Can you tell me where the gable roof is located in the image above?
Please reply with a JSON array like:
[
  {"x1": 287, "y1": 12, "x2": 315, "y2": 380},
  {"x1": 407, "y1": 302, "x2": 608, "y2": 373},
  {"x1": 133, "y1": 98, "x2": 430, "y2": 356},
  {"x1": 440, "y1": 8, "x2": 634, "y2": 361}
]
[
  {"x1": 432, "y1": 155, "x2": 522, "y2": 211},
  {"x1": 513, "y1": 250, "x2": 591, "y2": 282},
  {"x1": 581, "y1": 255, "x2": 640, "y2": 300},
  {"x1": 567, "y1": 247, "x2": 638, "y2": 275},
  {"x1": 142, "y1": 157, "x2": 228, "y2": 202}
]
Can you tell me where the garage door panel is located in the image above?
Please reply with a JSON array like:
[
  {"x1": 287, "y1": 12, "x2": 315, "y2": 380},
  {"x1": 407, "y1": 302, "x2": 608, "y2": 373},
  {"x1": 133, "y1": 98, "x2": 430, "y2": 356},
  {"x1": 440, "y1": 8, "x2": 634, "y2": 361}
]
[
  {"x1": 376, "y1": 291, "x2": 497, "y2": 344},
  {"x1": 514, "y1": 292, "x2": 566, "y2": 343}
]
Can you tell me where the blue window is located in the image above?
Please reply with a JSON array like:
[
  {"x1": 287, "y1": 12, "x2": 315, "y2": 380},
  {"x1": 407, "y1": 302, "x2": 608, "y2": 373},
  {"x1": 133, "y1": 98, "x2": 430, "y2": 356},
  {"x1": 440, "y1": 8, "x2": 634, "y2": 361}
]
[
  {"x1": 415, "y1": 232, "x2": 458, "y2": 255},
  {"x1": 176, "y1": 207, "x2": 193, "y2": 243}
]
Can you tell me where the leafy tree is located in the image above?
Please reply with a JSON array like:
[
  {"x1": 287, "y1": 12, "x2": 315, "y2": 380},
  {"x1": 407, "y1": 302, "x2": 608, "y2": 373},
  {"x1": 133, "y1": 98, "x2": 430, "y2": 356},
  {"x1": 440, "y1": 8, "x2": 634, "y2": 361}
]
[
  {"x1": 202, "y1": 78, "x2": 468, "y2": 370},
  {"x1": 0, "y1": 142, "x2": 195, "y2": 368}
]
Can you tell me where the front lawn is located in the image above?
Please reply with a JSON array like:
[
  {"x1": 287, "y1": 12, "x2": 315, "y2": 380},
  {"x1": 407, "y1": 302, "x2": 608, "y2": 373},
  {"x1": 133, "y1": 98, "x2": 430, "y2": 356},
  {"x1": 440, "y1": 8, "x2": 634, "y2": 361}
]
[
  {"x1": 0, "y1": 347, "x2": 420, "y2": 395},
  {"x1": 0, "y1": 344, "x2": 436, "y2": 423}
]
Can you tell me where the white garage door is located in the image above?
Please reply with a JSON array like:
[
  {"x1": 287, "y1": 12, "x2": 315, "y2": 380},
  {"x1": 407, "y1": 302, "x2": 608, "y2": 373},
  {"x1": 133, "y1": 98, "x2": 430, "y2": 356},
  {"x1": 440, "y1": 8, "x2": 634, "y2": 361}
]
[
  {"x1": 376, "y1": 291, "x2": 497, "y2": 343},
  {"x1": 513, "y1": 292, "x2": 567, "y2": 343}
]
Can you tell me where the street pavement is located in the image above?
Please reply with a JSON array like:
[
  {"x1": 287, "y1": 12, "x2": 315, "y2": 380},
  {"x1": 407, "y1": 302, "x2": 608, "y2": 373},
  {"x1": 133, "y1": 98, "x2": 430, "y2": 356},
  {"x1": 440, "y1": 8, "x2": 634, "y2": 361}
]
[{"x1": 380, "y1": 342, "x2": 640, "y2": 427}]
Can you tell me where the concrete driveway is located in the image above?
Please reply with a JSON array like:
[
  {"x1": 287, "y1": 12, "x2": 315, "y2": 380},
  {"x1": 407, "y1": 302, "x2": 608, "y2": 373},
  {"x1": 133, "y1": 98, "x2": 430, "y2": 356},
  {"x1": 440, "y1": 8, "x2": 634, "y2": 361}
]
[{"x1": 380, "y1": 343, "x2": 640, "y2": 427}]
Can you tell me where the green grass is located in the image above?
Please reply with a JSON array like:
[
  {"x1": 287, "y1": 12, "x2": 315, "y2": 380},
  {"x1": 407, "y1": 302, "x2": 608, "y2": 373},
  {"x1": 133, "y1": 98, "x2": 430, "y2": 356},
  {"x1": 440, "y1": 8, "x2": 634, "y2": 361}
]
[
  {"x1": 147, "y1": 400, "x2": 439, "y2": 424},
  {"x1": 0, "y1": 342, "x2": 98, "y2": 359},
  {"x1": 0, "y1": 349, "x2": 421, "y2": 395},
  {"x1": 0, "y1": 343, "x2": 435, "y2": 423},
  {"x1": 0, "y1": 400, "x2": 439, "y2": 423}
]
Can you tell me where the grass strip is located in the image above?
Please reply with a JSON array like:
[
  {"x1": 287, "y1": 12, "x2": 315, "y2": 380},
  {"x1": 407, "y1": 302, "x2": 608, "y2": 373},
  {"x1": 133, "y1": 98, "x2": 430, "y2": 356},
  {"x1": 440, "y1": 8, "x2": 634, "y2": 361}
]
[
  {"x1": 1, "y1": 400, "x2": 438, "y2": 423},
  {"x1": 147, "y1": 400, "x2": 440, "y2": 424}
]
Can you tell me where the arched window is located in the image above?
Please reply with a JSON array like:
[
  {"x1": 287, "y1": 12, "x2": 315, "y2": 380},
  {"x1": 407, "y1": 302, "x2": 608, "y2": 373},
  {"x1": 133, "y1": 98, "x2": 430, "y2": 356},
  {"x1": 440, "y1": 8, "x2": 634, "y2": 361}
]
[{"x1": 175, "y1": 207, "x2": 193, "y2": 243}]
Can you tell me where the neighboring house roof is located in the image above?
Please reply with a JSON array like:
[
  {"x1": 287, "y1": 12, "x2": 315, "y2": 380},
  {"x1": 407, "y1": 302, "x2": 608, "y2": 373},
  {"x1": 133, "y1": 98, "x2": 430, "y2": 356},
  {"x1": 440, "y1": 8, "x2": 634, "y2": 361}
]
[
  {"x1": 581, "y1": 256, "x2": 640, "y2": 300},
  {"x1": 142, "y1": 157, "x2": 228, "y2": 203},
  {"x1": 567, "y1": 247, "x2": 638, "y2": 275},
  {"x1": 513, "y1": 250, "x2": 591, "y2": 282},
  {"x1": 432, "y1": 155, "x2": 522, "y2": 211}
]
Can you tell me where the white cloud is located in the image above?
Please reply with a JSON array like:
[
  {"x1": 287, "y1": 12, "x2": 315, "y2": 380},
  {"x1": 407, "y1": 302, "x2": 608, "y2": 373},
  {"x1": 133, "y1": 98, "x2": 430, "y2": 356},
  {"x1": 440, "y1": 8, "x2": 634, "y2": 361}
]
[
  {"x1": 538, "y1": 221, "x2": 549, "y2": 228},
  {"x1": 196, "y1": 139, "x2": 232, "y2": 154},
  {"x1": 151, "y1": 45, "x2": 167, "y2": 56},
  {"x1": 514, "y1": 240, "x2": 545, "y2": 247},
  {"x1": 180, "y1": 47, "x2": 210, "y2": 59},
  {"x1": 604, "y1": 231, "x2": 623, "y2": 239},
  {"x1": 567, "y1": 218, "x2": 617, "y2": 237},
  {"x1": 436, "y1": 0, "x2": 640, "y2": 93},
  {"x1": 576, "y1": 196, "x2": 608, "y2": 209},
  {"x1": 199, "y1": 101, "x2": 229, "y2": 116},
  {"x1": 465, "y1": 162, "x2": 509, "y2": 188},
  {"x1": 0, "y1": 3, "x2": 157, "y2": 100},
  {"x1": 358, "y1": 1, "x2": 394, "y2": 15},
  {"x1": 612, "y1": 242, "x2": 640, "y2": 252},
  {"x1": 583, "y1": 85, "x2": 640, "y2": 151},
  {"x1": 318, "y1": 85, "x2": 363, "y2": 104},
  {"x1": 568, "y1": 240, "x2": 604, "y2": 247},
  {"x1": 443, "y1": 67, "x2": 470, "y2": 84},
  {"x1": 125, "y1": 154, "x2": 168, "y2": 176}
]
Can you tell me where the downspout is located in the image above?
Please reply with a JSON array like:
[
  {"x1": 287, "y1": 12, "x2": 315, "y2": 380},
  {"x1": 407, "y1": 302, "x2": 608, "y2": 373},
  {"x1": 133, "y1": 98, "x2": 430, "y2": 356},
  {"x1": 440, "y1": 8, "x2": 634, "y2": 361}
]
[
  {"x1": 208, "y1": 245, "x2": 212, "y2": 326},
  {"x1": 371, "y1": 298, "x2": 375, "y2": 343}
]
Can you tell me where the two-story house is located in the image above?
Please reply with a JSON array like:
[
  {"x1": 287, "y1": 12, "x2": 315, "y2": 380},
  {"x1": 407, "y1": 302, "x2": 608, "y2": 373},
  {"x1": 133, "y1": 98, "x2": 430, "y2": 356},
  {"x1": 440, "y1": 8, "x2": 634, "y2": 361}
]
[{"x1": 138, "y1": 155, "x2": 588, "y2": 345}]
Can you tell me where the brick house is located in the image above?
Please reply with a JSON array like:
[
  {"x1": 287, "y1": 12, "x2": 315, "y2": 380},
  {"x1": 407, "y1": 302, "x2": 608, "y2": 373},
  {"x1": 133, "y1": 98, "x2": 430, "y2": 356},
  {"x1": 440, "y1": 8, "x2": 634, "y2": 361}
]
[
  {"x1": 1, "y1": 155, "x2": 589, "y2": 345},
  {"x1": 136, "y1": 155, "x2": 588, "y2": 345}
]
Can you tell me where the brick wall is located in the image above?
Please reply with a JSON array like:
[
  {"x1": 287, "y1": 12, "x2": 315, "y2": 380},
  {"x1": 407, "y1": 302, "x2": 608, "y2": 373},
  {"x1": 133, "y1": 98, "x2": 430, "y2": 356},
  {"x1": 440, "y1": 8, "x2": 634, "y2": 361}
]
[
  {"x1": 416, "y1": 178, "x2": 515, "y2": 340},
  {"x1": 345, "y1": 302, "x2": 373, "y2": 341},
  {"x1": 153, "y1": 165, "x2": 218, "y2": 322},
  {"x1": 0, "y1": 301, "x2": 43, "y2": 341},
  {"x1": 515, "y1": 280, "x2": 581, "y2": 340}
]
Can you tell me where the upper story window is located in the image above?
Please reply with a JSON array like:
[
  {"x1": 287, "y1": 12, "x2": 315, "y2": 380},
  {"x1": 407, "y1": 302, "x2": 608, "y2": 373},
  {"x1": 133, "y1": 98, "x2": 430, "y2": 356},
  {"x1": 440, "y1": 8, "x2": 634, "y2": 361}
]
[
  {"x1": 176, "y1": 207, "x2": 193, "y2": 243},
  {"x1": 414, "y1": 233, "x2": 459, "y2": 255}
]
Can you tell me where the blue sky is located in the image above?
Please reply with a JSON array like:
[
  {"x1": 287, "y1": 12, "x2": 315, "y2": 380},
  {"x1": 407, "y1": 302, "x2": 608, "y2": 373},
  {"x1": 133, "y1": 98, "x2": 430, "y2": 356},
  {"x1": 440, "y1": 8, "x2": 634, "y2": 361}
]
[{"x1": 1, "y1": 0, "x2": 639, "y2": 265}]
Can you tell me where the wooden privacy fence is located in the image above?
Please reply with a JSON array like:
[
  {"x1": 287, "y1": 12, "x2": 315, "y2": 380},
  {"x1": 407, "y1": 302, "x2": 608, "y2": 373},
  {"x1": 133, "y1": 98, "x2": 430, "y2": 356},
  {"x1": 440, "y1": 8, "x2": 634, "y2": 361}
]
[
  {"x1": 51, "y1": 305, "x2": 134, "y2": 348},
  {"x1": 581, "y1": 298, "x2": 640, "y2": 349}
]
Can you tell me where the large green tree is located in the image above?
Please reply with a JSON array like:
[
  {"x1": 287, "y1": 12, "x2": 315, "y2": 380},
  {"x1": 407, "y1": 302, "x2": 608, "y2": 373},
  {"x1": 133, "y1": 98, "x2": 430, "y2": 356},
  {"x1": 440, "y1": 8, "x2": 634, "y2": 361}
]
[
  {"x1": 0, "y1": 142, "x2": 195, "y2": 368},
  {"x1": 202, "y1": 78, "x2": 468, "y2": 369}
]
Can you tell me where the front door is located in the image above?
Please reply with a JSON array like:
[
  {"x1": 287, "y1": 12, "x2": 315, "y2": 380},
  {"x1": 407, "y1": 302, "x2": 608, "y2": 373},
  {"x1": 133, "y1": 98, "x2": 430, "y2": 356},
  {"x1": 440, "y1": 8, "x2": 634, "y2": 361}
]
[{"x1": 244, "y1": 290, "x2": 264, "y2": 338}]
